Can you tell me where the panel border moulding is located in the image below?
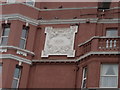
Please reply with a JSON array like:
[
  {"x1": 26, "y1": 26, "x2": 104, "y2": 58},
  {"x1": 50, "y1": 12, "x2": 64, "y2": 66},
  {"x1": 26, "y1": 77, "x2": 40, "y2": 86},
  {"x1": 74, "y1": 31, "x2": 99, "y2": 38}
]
[{"x1": 41, "y1": 26, "x2": 78, "y2": 57}]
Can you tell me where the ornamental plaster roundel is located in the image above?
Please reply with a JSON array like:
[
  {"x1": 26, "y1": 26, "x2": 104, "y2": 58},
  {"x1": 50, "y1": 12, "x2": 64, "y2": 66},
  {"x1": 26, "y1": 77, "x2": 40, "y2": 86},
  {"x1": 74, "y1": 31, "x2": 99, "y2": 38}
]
[{"x1": 41, "y1": 26, "x2": 78, "y2": 57}]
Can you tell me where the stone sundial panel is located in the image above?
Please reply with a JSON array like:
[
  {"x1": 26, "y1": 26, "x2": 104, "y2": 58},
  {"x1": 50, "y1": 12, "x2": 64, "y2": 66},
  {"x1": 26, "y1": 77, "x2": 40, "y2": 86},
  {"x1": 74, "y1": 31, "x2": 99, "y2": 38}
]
[{"x1": 41, "y1": 26, "x2": 78, "y2": 57}]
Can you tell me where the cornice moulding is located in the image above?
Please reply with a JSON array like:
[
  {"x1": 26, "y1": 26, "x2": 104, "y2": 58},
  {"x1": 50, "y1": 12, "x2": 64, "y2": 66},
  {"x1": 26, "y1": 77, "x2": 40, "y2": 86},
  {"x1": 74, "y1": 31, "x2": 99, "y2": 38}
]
[
  {"x1": 33, "y1": 51, "x2": 120, "y2": 63},
  {"x1": 0, "y1": 46, "x2": 35, "y2": 56},
  {"x1": 0, "y1": 51, "x2": 119, "y2": 64},
  {"x1": 0, "y1": 54, "x2": 32, "y2": 64},
  {"x1": 1, "y1": 14, "x2": 120, "y2": 25},
  {"x1": 0, "y1": 14, "x2": 38, "y2": 26},
  {"x1": 1, "y1": 3, "x2": 120, "y2": 11}
]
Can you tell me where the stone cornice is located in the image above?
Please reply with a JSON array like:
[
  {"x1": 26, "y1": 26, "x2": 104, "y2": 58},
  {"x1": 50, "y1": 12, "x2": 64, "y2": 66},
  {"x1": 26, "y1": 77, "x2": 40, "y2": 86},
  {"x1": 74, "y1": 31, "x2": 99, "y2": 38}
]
[
  {"x1": 0, "y1": 14, "x2": 120, "y2": 26},
  {"x1": 33, "y1": 51, "x2": 120, "y2": 63},
  {"x1": 0, "y1": 54, "x2": 32, "y2": 64},
  {"x1": 0, "y1": 14, "x2": 38, "y2": 26},
  {"x1": 0, "y1": 46, "x2": 35, "y2": 56},
  {"x1": 1, "y1": 51, "x2": 119, "y2": 64},
  {"x1": 1, "y1": 2, "x2": 120, "y2": 11}
]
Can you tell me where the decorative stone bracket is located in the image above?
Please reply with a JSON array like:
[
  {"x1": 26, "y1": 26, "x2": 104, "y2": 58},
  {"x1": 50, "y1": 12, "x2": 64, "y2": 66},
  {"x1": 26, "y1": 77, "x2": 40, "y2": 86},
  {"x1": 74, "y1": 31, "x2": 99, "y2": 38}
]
[
  {"x1": 16, "y1": 50, "x2": 27, "y2": 56},
  {"x1": 0, "y1": 49, "x2": 7, "y2": 53}
]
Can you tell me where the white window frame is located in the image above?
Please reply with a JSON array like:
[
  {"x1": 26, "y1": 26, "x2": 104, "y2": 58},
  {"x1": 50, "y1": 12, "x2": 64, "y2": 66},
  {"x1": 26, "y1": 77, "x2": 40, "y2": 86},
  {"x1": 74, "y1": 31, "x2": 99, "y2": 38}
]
[
  {"x1": 106, "y1": 28, "x2": 118, "y2": 37},
  {"x1": 19, "y1": 26, "x2": 28, "y2": 49},
  {"x1": 0, "y1": 64, "x2": 2, "y2": 87},
  {"x1": 12, "y1": 66, "x2": 22, "y2": 88},
  {"x1": 81, "y1": 67, "x2": 87, "y2": 88},
  {"x1": 20, "y1": 37, "x2": 27, "y2": 49},
  {"x1": 26, "y1": 0, "x2": 35, "y2": 6},
  {"x1": 7, "y1": 0, "x2": 16, "y2": 3},
  {"x1": 0, "y1": 24, "x2": 10, "y2": 46},
  {"x1": 100, "y1": 64, "x2": 118, "y2": 88}
]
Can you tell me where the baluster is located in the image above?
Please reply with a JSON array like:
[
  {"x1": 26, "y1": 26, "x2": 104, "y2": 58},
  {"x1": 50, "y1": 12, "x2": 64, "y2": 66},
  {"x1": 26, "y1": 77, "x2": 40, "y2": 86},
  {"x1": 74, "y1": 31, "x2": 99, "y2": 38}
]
[
  {"x1": 110, "y1": 40, "x2": 113, "y2": 48},
  {"x1": 114, "y1": 40, "x2": 116, "y2": 48},
  {"x1": 106, "y1": 40, "x2": 109, "y2": 49}
]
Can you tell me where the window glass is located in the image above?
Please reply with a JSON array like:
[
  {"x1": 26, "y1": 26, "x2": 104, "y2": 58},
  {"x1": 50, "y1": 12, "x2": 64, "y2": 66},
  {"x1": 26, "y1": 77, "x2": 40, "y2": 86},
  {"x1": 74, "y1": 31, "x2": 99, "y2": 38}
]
[
  {"x1": 14, "y1": 68, "x2": 20, "y2": 78},
  {"x1": 11, "y1": 79, "x2": 18, "y2": 88},
  {"x1": 26, "y1": 0, "x2": 35, "y2": 6},
  {"x1": 7, "y1": 0, "x2": 16, "y2": 3},
  {"x1": 2, "y1": 28, "x2": 10, "y2": 36},
  {"x1": 21, "y1": 29, "x2": 27, "y2": 38},
  {"x1": 1, "y1": 37, "x2": 8, "y2": 45},
  {"x1": 0, "y1": 65, "x2": 2, "y2": 74},
  {"x1": 81, "y1": 67, "x2": 87, "y2": 88},
  {"x1": 12, "y1": 66, "x2": 22, "y2": 88},
  {"x1": 100, "y1": 64, "x2": 118, "y2": 88},
  {"x1": 0, "y1": 24, "x2": 10, "y2": 46},
  {"x1": 0, "y1": 64, "x2": 2, "y2": 88},
  {"x1": 106, "y1": 29, "x2": 118, "y2": 37},
  {"x1": 19, "y1": 39, "x2": 26, "y2": 49},
  {"x1": 100, "y1": 76, "x2": 117, "y2": 87},
  {"x1": 19, "y1": 26, "x2": 28, "y2": 49}
]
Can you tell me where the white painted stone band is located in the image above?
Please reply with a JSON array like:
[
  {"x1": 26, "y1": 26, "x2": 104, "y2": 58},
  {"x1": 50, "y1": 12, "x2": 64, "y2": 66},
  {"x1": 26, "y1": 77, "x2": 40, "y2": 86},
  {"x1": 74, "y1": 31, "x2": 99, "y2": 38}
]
[
  {"x1": 0, "y1": 14, "x2": 120, "y2": 26},
  {"x1": 0, "y1": 51, "x2": 119, "y2": 64},
  {"x1": 1, "y1": 3, "x2": 120, "y2": 11},
  {"x1": 0, "y1": 46, "x2": 35, "y2": 55},
  {"x1": 0, "y1": 54, "x2": 32, "y2": 64}
]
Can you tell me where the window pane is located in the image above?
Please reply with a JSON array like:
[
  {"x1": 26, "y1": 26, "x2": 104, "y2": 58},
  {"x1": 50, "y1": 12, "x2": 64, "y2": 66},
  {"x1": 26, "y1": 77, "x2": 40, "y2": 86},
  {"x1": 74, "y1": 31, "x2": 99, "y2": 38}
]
[
  {"x1": 2, "y1": 28, "x2": 10, "y2": 36},
  {"x1": 106, "y1": 29, "x2": 118, "y2": 37},
  {"x1": 82, "y1": 80, "x2": 86, "y2": 88},
  {"x1": 0, "y1": 65, "x2": 2, "y2": 74},
  {"x1": 0, "y1": 65, "x2": 2, "y2": 88},
  {"x1": 0, "y1": 37, "x2": 8, "y2": 45},
  {"x1": 82, "y1": 67, "x2": 87, "y2": 88},
  {"x1": 11, "y1": 79, "x2": 18, "y2": 88},
  {"x1": 100, "y1": 64, "x2": 118, "y2": 88},
  {"x1": 7, "y1": 0, "x2": 16, "y2": 3},
  {"x1": 26, "y1": 0, "x2": 35, "y2": 6},
  {"x1": 19, "y1": 39, "x2": 26, "y2": 49},
  {"x1": 84, "y1": 68, "x2": 87, "y2": 78},
  {"x1": 101, "y1": 64, "x2": 118, "y2": 76},
  {"x1": 100, "y1": 76, "x2": 118, "y2": 87},
  {"x1": 21, "y1": 29, "x2": 27, "y2": 38},
  {"x1": 14, "y1": 68, "x2": 20, "y2": 78}
]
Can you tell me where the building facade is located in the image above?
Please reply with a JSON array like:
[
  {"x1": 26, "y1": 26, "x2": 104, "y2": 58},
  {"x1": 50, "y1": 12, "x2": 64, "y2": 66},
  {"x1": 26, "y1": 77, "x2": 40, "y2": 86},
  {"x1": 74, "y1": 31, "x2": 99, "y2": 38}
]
[{"x1": 0, "y1": 1, "x2": 120, "y2": 89}]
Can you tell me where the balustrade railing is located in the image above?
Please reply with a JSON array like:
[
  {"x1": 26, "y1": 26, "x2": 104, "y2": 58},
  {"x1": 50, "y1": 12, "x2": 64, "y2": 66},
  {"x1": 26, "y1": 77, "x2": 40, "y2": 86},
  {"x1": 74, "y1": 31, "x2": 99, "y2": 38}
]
[
  {"x1": 98, "y1": 38, "x2": 120, "y2": 50},
  {"x1": 79, "y1": 37, "x2": 120, "y2": 56}
]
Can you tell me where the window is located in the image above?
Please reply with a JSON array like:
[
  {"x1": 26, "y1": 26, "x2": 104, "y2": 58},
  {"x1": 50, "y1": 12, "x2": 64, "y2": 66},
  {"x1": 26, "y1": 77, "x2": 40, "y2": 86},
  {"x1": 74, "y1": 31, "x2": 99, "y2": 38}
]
[
  {"x1": 81, "y1": 67, "x2": 87, "y2": 88},
  {"x1": 19, "y1": 26, "x2": 29, "y2": 49},
  {"x1": 26, "y1": 0, "x2": 35, "y2": 6},
  {"x1": 0, "y1": 64, "x2": 2, "y2": 88},
  {"x1": 100, "y1": 64, "x2": 118, "y2": 88},
  {"x1": 106, "y1": 29, "x2": 118, "y2": 37},
  {"x1": 7, "y1": 0, "x2": 16, "y2": 3},
  {"x1": 11, "y1": 65, "x2": 22, "y2": 88},
  {"x1": 98, "y1": 2, "x2": 111, "y2": 10},
  {"x1": 0, "y1": 24, "x2": 10, "y2": 46}
]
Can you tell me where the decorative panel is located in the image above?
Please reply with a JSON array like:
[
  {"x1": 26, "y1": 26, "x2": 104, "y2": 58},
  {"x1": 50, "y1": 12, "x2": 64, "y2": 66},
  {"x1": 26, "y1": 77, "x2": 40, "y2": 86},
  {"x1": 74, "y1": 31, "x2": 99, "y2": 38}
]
[{"x1": 41, "y1": 26, "x2": 78, "y2": 57}]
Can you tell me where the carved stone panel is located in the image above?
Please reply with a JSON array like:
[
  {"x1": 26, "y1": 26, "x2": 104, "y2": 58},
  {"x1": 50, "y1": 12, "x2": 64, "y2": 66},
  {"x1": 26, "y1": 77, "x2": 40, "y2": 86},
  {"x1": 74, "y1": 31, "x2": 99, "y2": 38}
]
[{"x1": 41, "y1": 26, "x2": 78, "y2": 57}]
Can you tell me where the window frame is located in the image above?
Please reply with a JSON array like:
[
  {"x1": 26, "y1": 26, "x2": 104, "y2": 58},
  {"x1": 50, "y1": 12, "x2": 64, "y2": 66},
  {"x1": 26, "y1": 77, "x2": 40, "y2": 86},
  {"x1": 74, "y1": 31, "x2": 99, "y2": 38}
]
[
  {"x1": 26, "y1": 0, "x2": 35, "y2": 6},
  {"x1": 81, "y1": 67, "x2": 87, "y2": 88},
  {"x1": 0, "y1": 63, "x2": 2, "y2": 88},
  {"x1": 19, "y1": 26, "x2": 29, "y2": 49},
  {"x1": 7, "y1": 0, "x2": 16, "y2": 3},
  {"x1": 12, "y1": 65, "x2": 22, "y2": 88},
  {"x1": 100, "y1": 64, "x2": 118, "y2": 88},
  {"x1": 106, "y1": 28, "x2": 118, "y2": 37},
  {"x1": 0, "y1": 23, "x2": 10, "y2": 46}
]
